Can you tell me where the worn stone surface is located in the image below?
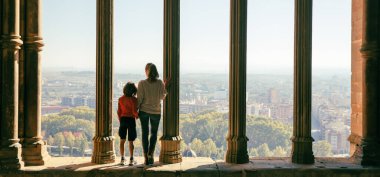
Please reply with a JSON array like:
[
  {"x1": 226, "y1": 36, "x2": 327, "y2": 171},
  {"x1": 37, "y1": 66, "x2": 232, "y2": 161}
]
[{"x1": 0, "y1": 157, "x2": 378, "y2": 177}]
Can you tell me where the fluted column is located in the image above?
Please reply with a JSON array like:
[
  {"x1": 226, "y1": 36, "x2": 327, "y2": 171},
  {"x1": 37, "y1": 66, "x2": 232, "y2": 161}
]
[
  {"x1": 291, "y1": 0, "x2": 314, "y2": 164},
  {"x1": 225, "y1": 0, "x2": 249, "y2": 164},
  {"x1": 159, "y1": 0, "x2": 182, "y2": 164},
  {"x1": 20, "y1": 0, "x2": 49, "y2": 166},
  {"x1": 0, "y1": 0, "x2": 24, "y2": 169},
  {"x1": 351, "y1": 0, "x2": 380, "y2": 166},
  {"x1": 92, "y1": 0, "x2": 115, "y2": 164}
]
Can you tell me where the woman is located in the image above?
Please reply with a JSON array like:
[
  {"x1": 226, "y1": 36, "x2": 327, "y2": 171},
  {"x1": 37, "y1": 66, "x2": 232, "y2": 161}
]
[{"x1": 137, "y1": 63, "x2": 168, "y2": 165}]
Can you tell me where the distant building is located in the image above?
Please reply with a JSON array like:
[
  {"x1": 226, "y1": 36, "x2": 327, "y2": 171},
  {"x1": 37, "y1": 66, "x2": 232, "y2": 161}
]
[
  {"x1": 258, "y1": 107, "x2": 271, "y2": 118},
  {"x1": 61, "y1": 97, "x2": 73, "y2": 107},
  {"x1": 180, "y1": 104, "x2": 213, "y2": 114},
  {"x1": 323, "y1": 123, "x2": 350, "y2": 154},
  {"x1": 87, "y1": 98, "x2": 96, "y2": 109},
  {"x1": 73, "y1": 97, "x2": 86, "y2": 107},
  {"x1": 42, "y1": 106, "x2": 67, "y2": 115},
  {"x1": 270, "y1": 104, "x2": 293, "y2": 123},
  {"x1": 213, "y1": 89, "x2": 227, "y2": 100},
  {"x1": 268, "y1": 88, "x2": 279, "y2": 104}
]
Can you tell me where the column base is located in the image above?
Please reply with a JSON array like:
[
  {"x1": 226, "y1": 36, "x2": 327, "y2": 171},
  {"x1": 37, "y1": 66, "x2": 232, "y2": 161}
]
[
  {"x1": 291, "y1": 136, "x2": 314, "y2": 164},
  {"x1": 22, "y1": 139, "x2": 50, "y2": 166},
  {"x1": 159, "y1": 136, "x2": 182, "y2": 164},
  {"x1": 91, "y1": 136, "x2": 115, "y2": 164},
  {"x1": 225, "y1": 136, "x2": 249, "y2": 164},
  {"x1": 351, "y1": 138, "x2": 380, "y2": 166},
  {"x1": 0, "y1": 142, "x2": 23, "y2": 170},
  {"x1": 348, "y1": 133, "x2": 362, "y2": 156}
]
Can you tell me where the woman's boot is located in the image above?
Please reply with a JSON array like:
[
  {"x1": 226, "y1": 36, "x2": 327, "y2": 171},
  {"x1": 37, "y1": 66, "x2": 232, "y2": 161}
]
[
  {"x1": 144, "y1": 153, "x2": 149, "y2": 165},
  {"x1": 147, "y1": 149, "x2": 154, "y2": 165}
]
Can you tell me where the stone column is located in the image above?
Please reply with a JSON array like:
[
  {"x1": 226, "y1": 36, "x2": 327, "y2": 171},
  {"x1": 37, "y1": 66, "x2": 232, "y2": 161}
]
[
  {"x1": 18, "y1": 0, "x2": 25, "y2": 150},
  {"x1": 159, "y1": 0, "x2": 182, "y2": 164},
  {"x1": 92, "y1": 0, "x2": 115, "y2": 164},
  {"x1": 0, "y1": 0, "x2": 24, "y2": 169},
  {"x1": 291, "y1": 0, "x2": 314, "y2": 164},
  {"x1": 225, "y1": 0, "x2": 249, "y2": 164},
  {"x1": 20, "y1": 0, "x2": 49, "y2": 166},
  {"x1": 348, "y1": 0, "x2": 364, "y2": 157},
  {"x1": 351, "y1": 0, "x2": 380, "y2": 166}
]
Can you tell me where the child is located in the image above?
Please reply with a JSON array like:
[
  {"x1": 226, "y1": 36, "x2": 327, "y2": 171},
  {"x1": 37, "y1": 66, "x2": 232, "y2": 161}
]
[{"x1": 117, "y1": 82, "x2": 138, "y2": 166}]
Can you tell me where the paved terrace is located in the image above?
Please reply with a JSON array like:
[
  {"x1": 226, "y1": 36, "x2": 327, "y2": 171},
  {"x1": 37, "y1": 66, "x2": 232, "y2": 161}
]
[{"x1": 1, "y1": 157, "x2": 380, "y2": 177}]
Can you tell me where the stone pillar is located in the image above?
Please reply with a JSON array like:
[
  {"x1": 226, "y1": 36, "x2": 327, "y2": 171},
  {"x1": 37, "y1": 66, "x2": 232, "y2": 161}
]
[
  {"x1": 92, "y1": 0, "x2": 115, "y2": 164},
  {"x1": 291, "y1": 0, "x2": 314, "y2": 164},
  {"x1": 225, "y1": 0, "x2": 249, "y2": 164},
  {"x1": 351, "y1": 0, "x2": 380, "y2": 166},
  {"x1": 19, "y1": 0, "x2": 49, "y2": 166},
  {"x1": 348, "y1": 0, "x2": 364, "y2": 157},
  {"x1": 0, "y1": 0, "x2": 24, "y2": 169},
  {"x1": 159, "y1": 0, "x2": 182, "y2": 164}
]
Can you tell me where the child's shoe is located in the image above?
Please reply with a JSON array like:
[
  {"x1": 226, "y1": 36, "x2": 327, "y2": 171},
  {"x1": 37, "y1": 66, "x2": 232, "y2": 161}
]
[
  {"x1": 120, "y1": 157, "x2": 126, "y2": 166},
  {"x1": 129, "y1": 158, "x2": 137, "y2": 166}
]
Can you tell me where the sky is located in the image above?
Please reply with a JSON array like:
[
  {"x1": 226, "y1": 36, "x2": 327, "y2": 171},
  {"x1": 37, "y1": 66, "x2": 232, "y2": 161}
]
[{"x1": 42, "y1": 0, "x2": 351, "y2": 74}]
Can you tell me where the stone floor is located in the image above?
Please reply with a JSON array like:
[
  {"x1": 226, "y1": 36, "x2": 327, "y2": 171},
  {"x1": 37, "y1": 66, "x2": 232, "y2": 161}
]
[{"x1": 1, "y1": 157, "x2": 380, "y2": 177}]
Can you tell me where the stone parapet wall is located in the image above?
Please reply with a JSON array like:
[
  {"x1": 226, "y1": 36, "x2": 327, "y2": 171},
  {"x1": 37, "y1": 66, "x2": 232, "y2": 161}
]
[{"x1": 0, "y1": 157, "x2": 380, "y2": 177}]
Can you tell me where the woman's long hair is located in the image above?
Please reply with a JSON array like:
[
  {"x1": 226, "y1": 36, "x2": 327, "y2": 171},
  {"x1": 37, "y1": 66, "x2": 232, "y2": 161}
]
[{"x1": 145, "y1": 63, "x2": 159, "y2": 82}]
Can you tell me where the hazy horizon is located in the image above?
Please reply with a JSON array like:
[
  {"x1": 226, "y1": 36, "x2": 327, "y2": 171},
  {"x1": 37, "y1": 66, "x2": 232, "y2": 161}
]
[{"x1": 42, "y1": 66, "x2": 350, "y2": 76}]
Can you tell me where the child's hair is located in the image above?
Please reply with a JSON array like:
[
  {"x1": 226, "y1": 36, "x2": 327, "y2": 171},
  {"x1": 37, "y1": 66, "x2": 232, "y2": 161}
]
[
  {"x1": 145, "y1": 63, "x2": 159, "y2": 82},
  {"x1": 123, "y1": 82, "x2": 137, "y2": 97}
]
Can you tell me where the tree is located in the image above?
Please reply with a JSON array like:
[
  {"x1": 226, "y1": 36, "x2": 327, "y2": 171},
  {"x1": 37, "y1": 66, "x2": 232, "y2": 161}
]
[
  {"x1": 313, "y1": 140, "x2": 333, "y2": 157},
  {"x1": 79, "y1": 137, "x2": 89, "y2": 157},
  {"x1": 59, "y1": 106, "x2": 95, "y2": 121},
  {"x1": 65, "y1": 132, "x2": 75, "y2": 156},
  {"x1": 215, "y1": 147, "x2": 225, "y2": 160},
  {"x1": 246, "y1": 116, "x2": 292, "y2": 151},
  {"x1": 190, "y1": 138, "x2": 204, "y2": 157},
  {"x1": 249, "y1": 148, "x2": 258, "y2": 157},
  {"x1": 47, "y1": 136, "x2": 54, "y2": 153},
  {"x1": 257, "y1": 143, "x2": 272, "y2": 157},
  {"x1": 180, "y1": 140, "x2": 187, "y2": 153},
  {"x1": 203, "y1": 139, "x2": 217, "y2": 157},
  {"x1": 272, "y1": 146, "x2": 286, "y2": 157},
  {"x1": 53, "y1": 132, "x2": 65, "y2": 156}
]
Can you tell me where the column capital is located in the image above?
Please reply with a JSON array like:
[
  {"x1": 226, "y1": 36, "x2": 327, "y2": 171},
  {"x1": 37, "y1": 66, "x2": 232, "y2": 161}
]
[
  {"x1": 23, "y1": 36, "x2": 44, "y2": 51},
  {"x1": 1, "y1": 35, "x2": 23, "y2": 50}
]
